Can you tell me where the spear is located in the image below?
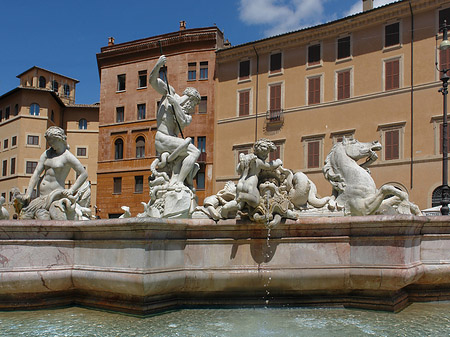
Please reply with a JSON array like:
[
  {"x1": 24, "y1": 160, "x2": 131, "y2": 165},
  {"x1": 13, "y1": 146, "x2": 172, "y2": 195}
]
[{"x1": 158, "y1": 40, "x2": 185, "y2": 139}]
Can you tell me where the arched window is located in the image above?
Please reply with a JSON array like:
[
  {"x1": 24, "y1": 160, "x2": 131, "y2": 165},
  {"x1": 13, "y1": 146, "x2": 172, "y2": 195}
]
[
  {"x1": 39, "y1": 76, "x2": 46, "y2": 88},
  {"x1": 52, "y1": 80, "x2": 59, "y2": 92},
  {"x1": 30, "y1": 103, "x2": 40, "y2": 116},
  {"x1": 78, "y1": 118, "x2": 87, "y2": 130},
  {"x1": 114, "y1": 139, "x2": 124, "y2": 160},
  {"x1": 136, "y1": 136, "x2": 145, "y2": 158},
  {"x1": 14, "y1": 104, "x2": 19, "y2": 116},
  {"x1": 64, "y1": 84, "x2": 70, "y2": 97},
  {"x1": 432, "y1": 186, "x2": 445, "y2": 207}
]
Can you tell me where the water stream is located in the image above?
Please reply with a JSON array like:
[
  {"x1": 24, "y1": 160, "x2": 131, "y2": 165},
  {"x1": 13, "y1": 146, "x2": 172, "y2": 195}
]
[{"x1": 1, "y1": 302, "x2": 450, "y2": 336}]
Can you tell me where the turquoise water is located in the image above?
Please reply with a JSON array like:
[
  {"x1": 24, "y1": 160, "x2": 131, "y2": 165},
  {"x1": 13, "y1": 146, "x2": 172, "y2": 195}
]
[{"x1": 1, "y1": 302, "x2": 450, "y2": 336}]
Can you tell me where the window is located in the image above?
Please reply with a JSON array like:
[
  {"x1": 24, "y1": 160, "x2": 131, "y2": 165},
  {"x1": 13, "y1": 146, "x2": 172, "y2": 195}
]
[
  {"x1": 52, "y1": 80, "x2": 59, "y2": 92},
  {"x1": 239, "y1": 90, "x2": 250, "y2": 116},
  {"x1": 269, "y1": 144, "x2": 281, "y2": 162},
  {"x1": 197, "y1": 136, "x2": 206, "y2": 162},
  {"x1": 0, "y1": 110, "x2": 2, "y2": 122},
  {"x1": 27, "y1": 135, "x2": 39, "y2": 145},
  {"x1": 14, "y1": 104, "x2": 19, "y2": 116},
  {"x1": 135, "y1": 176, "x2": 143, "y2": 193},
  {"x1": 337, "y1": 36, "x2": 351, "y2": 60},
  {"x1": 188, "y1": 62, "x2": 196, "y2": 81},
  {"x1": 138, "y1": 70, "x2": 147, "y2": 88},
  {"x1": 270, "y1": 53, "x2": 282, "y2": 73},
  {"x1": 308, "y1": 44, "x2": 321, "y2": 65},
  {"x1": 5, "y1": 107, "x2": 10, "y2": 120},
  {"x1": 11, "y1": 136, "x2": 16, "y2": 147},
  {"x1": 3, "y1": 139, "x2": 8, "y2": 149},
  {"x1": 439, "y1": 7, "x2": 450, "y2": 27},
  {"x1": 385, "y1": 22, "x2": 400, "y2": 47},
  {"x1": 337, "y1": 70, "x2": 350, "y2": 100},
  {"x1": 113, "y1": 177, "x2": 122, "y2": 194},
  {"x1": 26, "y1": 161, "x2": 38, "y2": 174},
  {"x1": 114, "y1": 139, "x2": 124, "y2": 160},
  {"x1": 30, "y1": 103, "x2": 40, "y2": 116},
  {"x1": 116, "y1": 107, "x2": 124, "y2": 123},
  {"x1": 384, "y1": 129, "x2": 400, "y2": 160},
  {"x1": 2, "y1": 160, "x2": 6, "y2": 176},
  {"x1": 77, "y1": 147, "x2": 87, "y2": 157},
  {"x1": 199, "y1": 62, "x2": 208, "y2": 80},
  {"x1": 159, "y1": 69, "x2": 167, "y2": 82},
  {"x1": 269, "y1": 84, "x2": 281, "y2": 113},
  {"x1": 117, "y1": 74, "x2": 126, "y2": 91},
  {"x1": 308, "y1": 77, "x2": 321, "y2": 105},
  {"x1": 199, "y1": 97, "x2": 207, "y2": 114},
  {"x1": 331, "y1": 131, "x2": 354, "y2": 144},
  {"x1": 10, "y1": 158, "x2": 15, "y2": 175},
  {"x1": 385, "y1": 59, "x2": 400, "y2": 91},
  {"x1": 239, "y1": 60, "x2": 250, "y2": 80},
  {"x1": 78, "y1": 118, "x2": 87, "y2": 130},
  {"x1": 307, "y1": 140, "x2": 320, "y2": 168},
  {"x1": 136, "y1": 136, "x2": 145, "y2": 158},
  {"x1": 51, "y1": 110, "x2": 54, "y2": 122},
  {"x1": 64, "y1": 84, "x2": 70, "y2": 97},
  {"x1": 196, "y1": 164, "x2": 205, "y2": 190},
  {"x1": 137, "y1": 103, "x2": 146, "y2": 120},
  {"x1": 39, "y1": 76, "x2": 46, "y2": 88}
]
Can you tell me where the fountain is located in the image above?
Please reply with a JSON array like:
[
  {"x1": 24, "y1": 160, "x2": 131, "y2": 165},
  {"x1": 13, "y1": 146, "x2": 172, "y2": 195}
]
[{"x1": 1, "y1": 56, "x2": 449, "y2": 324}]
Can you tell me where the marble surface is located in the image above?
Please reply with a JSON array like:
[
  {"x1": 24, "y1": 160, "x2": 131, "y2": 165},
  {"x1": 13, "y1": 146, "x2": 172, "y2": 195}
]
[{"x1": 0, "y1": 215, "x2": 449, "y2": 314}]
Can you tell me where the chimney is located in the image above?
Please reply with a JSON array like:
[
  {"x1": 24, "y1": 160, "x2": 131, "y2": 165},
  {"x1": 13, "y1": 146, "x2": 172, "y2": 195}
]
[
  {"x1": 108, "y1": 37, "x2": 115, "y2": 46},
  {"x1": 179, "y1": 21, "x2": 186, "y2": 31},
  {"x1": 362, "y1": 0, "x2": 373, "y2": 12}
]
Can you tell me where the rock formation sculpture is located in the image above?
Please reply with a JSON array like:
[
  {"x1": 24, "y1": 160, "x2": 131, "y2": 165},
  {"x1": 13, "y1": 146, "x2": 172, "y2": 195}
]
[
  {"x1": 13, "y1": 126, "x2": 92, "y2": 220},
  {"x1": 323, "y1": 138, "x2": 422, "y2": 216}
]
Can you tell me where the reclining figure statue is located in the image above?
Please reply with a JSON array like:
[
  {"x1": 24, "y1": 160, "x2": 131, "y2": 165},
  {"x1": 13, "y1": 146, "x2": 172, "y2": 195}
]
[{"x1": 13, "y1": 126, "x2": 92, "y2": 220}]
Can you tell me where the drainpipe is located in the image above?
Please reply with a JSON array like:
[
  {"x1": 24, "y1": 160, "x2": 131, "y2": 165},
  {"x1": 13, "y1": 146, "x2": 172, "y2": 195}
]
[
  {"x1": 409, "y1": 1, "x2": 414, "y2": 190},
  {"x1": 253, "y1": 46, "x2": 259, "y2": 142}
]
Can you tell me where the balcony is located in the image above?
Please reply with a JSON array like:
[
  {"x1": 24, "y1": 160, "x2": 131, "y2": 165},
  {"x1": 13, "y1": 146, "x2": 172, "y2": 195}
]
[{"x1": 266, "y1": 109, "x2": 284, "y2": 122}]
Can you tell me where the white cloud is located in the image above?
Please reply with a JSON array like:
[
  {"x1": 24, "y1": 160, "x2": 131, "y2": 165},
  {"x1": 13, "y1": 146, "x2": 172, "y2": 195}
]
[
  {"x1": 239, "y1": 0, "x2": 325, "y2": 37},
  {"x1": 239, "y1": 0, "x2": 400, "y2": 38}
]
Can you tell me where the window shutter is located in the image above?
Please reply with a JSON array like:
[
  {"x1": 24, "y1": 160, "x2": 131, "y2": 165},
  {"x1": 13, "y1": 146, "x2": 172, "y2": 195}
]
[
  {"x1": 385, "y1": 130, "x2": 399, "y2": 160},
  {"x1": 309, "y1": 77, "x2": 320, "y2": 104},
  {"x1": 239, "y1": 91, "x2": 249, "y2": 116},
  {"x1": 270, "y1": 85, "x2": 281, "y2": 111},
  {"x1": 308, "y1": 141, "x2": 319, "y2": 168}
]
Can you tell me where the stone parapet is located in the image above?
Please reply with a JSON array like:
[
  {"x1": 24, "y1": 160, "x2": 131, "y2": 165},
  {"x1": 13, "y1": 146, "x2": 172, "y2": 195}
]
[{"x1": 0, "y1": 215, "x2": 449, "y2": 314}]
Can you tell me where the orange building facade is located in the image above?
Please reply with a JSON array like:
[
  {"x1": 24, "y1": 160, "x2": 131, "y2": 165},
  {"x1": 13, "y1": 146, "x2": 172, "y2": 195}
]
[
  {"x1": 96, "y1": 24, "x2": 224, "y2": 218},
  {"x1": 0, "y1": 67, "x2": 99, "y2": 218},
  {"x1": 214, "y1": 0, "x2": 450, "y2": 210}
]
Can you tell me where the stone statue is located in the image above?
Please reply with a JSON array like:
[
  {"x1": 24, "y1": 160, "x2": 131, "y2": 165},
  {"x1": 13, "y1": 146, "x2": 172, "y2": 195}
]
[
  {"x1": 323, "y1": 138, "x2": 422, "y2": 216},
  {"x1": 13, "y1": 126, "x2": 92, "y2": 220},
  {"x1": 0, "y1": 196, "x2": 9, "y2": 220},
  {"x1": 136, "y1": 55, "x2": 201, "y2": 218},
  {"x1": 194, "y1": 138, "x2": 334, "y2": 226}
]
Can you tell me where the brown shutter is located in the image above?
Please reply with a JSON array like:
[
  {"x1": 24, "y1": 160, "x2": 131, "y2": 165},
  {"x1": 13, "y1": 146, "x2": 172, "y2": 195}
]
[
  {"x1": 239, "y1": 91, "x2": 249, "y2": 116},
  {"x1": 385, "y1": 60, "x2": 399, "y2": 90},
  {"x1": 270, "y1": 85, "x2": 281, "y2": 111},
  {"x1": 385, "y1": 130, "x2": 399, "y2": 160},
  {"x1": 308, "y1": 141, "x2": 319, "y2": 168},
  {"x1": 308, "y1": 78, "x2": 320, "y2": 104}
]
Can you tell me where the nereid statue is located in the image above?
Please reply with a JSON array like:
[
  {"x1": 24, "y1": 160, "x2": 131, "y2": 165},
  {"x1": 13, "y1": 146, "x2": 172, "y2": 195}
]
[
  {"x1": 0, "y1": 196, "x2": 9, "y2": 220},
  {"x1": 137, "y1": 55, "x2": 201, "y2": 218},
  {"x1": 194, "y1": 138, "x2": 335, "y2": 226},
  {"x1": 13, "y1": 126, "x2": 92, "y2": 220}
]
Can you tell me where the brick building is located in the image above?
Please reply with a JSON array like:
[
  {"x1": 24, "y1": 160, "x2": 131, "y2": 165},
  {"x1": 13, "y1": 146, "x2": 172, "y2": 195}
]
[{"x1": 96, "y1": 23, "x2": 224, "y2": 218}]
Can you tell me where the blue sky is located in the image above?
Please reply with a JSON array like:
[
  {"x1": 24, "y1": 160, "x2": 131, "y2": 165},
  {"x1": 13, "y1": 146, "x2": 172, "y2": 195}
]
[{"x1": 0, "y1": 0, "x2": 396, "y2": 104}]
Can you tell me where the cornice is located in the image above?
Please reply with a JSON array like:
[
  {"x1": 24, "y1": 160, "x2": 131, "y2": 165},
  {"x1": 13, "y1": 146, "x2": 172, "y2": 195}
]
[{"x1": 216, "y1": 0, "x2": 447, "y2": 63}]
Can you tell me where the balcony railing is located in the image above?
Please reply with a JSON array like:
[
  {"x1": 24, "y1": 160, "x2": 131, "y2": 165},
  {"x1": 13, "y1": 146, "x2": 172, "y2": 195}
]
[
  {"x1": 266, "y1": 109, "x2": 284, "y2": 122},
  {"x1": 198, "y1": 151, "x2": 207, "y2": 162}
]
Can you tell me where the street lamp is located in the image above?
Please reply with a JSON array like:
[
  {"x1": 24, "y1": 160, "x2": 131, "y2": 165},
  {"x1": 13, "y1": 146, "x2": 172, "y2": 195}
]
[{"x1": 439, "y1": 20, "x2": 450, "y2": 215}]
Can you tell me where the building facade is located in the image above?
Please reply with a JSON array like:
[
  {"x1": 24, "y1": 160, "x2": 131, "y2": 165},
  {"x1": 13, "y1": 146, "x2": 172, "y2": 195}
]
[
  {"x1": 0, "y1": 67, "x2": 99, "y2": 218},
  {"x1": 214, "y1": 0, "x2": 450, "y2": 210},
  {"x1": 96, "y1": 24, "x2": 224, "y2": 218}
]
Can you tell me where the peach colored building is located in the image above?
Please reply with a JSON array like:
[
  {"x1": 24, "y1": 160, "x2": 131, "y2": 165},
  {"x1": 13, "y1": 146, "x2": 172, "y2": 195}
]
[
  {"x1": 214, "y1": 0, "x2": 450, "y2": 210},
  {"x1": 96, "y1": 24, "x2": 224, "y2": 218},
  {"x1": 0, "y1": 66, "x2": 99, "y2": 218}
]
